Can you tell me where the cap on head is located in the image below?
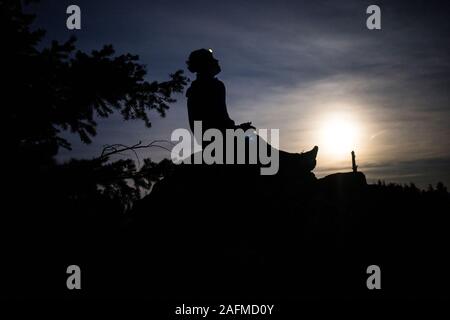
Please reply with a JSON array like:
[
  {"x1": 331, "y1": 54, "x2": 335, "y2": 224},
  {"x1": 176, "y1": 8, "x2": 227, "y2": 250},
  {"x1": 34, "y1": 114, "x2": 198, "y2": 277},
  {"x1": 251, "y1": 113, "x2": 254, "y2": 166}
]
[{"x1": 186, "y1": 48, "x2": 216, "y2": 73}]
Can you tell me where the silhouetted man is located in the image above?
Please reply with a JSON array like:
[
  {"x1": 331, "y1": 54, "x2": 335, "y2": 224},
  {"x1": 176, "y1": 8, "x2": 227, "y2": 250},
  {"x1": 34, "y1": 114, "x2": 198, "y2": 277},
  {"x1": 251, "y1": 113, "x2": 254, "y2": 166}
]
[
  {"x1": 186, "y1": 48, "x2": 254, "y2": 133},
  {"x1": 185, "y1": 48, "x2": 318, "y2": 172}
]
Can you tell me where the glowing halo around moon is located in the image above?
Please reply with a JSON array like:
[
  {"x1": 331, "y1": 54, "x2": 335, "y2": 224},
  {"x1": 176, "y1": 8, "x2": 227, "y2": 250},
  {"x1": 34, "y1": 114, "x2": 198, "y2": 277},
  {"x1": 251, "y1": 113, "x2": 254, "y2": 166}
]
[{"x1": 318, "y1": 113, "x2": 361, "y2": 161}]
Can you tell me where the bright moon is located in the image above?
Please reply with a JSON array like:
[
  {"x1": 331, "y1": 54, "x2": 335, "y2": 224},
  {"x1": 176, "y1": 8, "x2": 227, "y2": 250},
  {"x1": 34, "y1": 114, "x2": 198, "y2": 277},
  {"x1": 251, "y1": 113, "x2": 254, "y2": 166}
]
[{"x1": 319, "y1": 114, "x2": 360, "y2": 160}]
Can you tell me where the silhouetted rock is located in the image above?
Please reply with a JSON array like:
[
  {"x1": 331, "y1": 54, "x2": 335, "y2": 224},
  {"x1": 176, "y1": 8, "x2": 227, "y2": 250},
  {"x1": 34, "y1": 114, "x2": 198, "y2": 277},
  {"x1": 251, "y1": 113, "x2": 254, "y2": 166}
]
[{"x1": 318, "y1": 172, "x2": 367, "y2": 195}]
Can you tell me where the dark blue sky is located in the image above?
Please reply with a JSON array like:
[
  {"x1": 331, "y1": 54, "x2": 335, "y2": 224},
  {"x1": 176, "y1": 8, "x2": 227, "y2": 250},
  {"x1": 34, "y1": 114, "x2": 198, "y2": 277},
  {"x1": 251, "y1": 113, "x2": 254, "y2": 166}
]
[{"x1": 28, "y1": 0, "x2": 450, "y2": 187}]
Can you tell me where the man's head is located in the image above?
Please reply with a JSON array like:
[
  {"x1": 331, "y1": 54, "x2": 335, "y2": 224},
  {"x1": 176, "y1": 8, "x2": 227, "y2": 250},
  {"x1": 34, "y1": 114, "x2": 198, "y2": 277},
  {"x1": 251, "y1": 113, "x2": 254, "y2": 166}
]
[{"x1": 186, "y1": 48, "x2": 221, "y2": 77}]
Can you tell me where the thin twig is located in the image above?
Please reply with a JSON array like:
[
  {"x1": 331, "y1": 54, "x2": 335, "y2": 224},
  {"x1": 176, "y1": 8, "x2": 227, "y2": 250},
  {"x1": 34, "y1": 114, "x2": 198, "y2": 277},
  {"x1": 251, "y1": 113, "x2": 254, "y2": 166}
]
[{"x1": 99, "y1": 140, "x2": 174, "y2": 166}]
